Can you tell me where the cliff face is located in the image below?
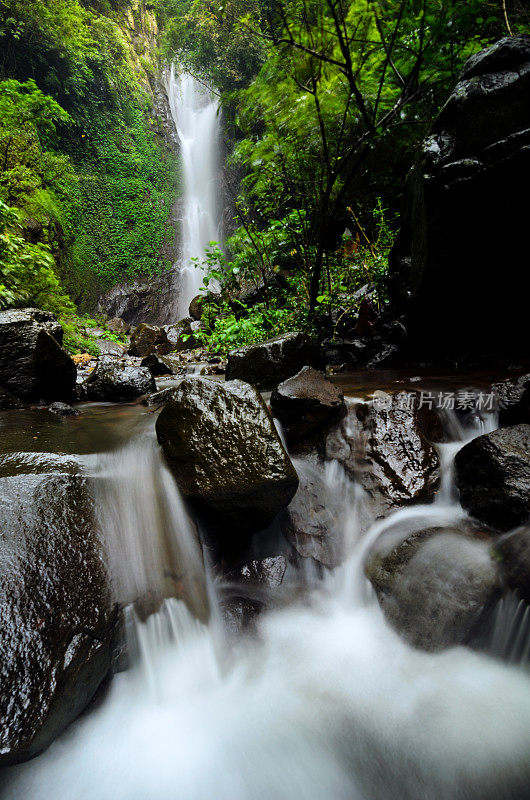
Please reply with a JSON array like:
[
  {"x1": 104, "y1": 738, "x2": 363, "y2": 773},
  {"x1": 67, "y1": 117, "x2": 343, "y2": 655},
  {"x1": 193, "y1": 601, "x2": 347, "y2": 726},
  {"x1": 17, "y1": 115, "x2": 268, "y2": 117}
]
[
  {"x1": 390, "y1": 35, "x2": 530, "y2": 358},
  {"x1": 92, "y1": 3, "x2": 183, "y2": 325},
  {"x1": 0, "y1": 0, "x2": 183, "y2": 321}
]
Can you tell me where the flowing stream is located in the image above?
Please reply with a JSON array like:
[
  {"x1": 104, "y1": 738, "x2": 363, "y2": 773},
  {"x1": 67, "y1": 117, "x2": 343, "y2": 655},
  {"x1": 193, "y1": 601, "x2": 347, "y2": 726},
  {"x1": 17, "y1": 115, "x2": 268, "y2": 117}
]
[
  {"x1": 3, "y1": 400, "x2": 530, "y2": 800},
  {"x1": 165, "y1": 68, "x2": 221, "y2": 318}
]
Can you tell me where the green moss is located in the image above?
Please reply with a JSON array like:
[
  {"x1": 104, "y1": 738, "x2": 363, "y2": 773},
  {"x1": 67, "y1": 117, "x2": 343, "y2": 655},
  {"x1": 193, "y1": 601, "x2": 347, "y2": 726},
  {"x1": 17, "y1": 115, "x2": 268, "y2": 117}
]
[{"x1": 0, "y1": 0, "x2": 179, "y2": 316}]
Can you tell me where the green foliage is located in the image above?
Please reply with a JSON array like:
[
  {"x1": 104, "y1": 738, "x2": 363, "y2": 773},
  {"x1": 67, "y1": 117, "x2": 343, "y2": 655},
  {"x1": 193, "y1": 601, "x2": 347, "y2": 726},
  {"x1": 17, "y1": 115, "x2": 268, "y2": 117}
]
[
  {"x1": 0, "y1": 200, "x2": 75, "y2": 313},
  {"x1": 172, "y1": 0, "x2": 530, "y2": 321},
  {"x1": 65, "y1": 107, "x2": 176, "y2": 290},
  {"x1": 60, "y1": 313, "x2": 128, "y2": 355},
  {"x1": 161, "y1": 0, "x2": 265, "y2": 92},
  {"x1": 194, "y1": 199, "x2": 395, "y2": 353},
  {"x1": 0, "y1": 0, "x2": 177, "y2": 313}
]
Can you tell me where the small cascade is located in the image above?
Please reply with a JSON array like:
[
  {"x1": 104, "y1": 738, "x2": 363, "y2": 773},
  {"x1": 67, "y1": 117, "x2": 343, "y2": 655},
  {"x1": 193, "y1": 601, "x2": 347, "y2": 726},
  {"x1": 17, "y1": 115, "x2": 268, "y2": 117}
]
[
  {"x1": 165, "y1": 68, "x2": 221, "y2": 319},
  {"x1": 88, "y1": 425, "x2": 209, "y2": 623},
  {"x1": 4, "y1": 395, "x2": 530, "y2": 800}
]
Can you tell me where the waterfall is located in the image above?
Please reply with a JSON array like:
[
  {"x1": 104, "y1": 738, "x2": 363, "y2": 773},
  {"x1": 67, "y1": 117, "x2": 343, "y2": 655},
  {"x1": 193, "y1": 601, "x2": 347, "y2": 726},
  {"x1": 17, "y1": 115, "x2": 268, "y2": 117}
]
[{"x1": 166, "y1": 68, "x2": 221, "y2": 319}]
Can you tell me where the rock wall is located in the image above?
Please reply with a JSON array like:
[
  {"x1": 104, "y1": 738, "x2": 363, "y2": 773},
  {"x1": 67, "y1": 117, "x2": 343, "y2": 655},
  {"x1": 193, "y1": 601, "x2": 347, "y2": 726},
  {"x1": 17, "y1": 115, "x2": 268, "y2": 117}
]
[{"x1": 390, "y1": 35, "x2": 530, "y2": 358}]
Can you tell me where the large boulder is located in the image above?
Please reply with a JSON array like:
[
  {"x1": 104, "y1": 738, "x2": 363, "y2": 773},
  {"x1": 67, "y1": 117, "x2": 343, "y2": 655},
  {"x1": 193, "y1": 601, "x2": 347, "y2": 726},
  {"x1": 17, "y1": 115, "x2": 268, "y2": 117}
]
[
  {"x1": 366, "y1": 528, "x2": 500, "y2": 651},
  {"x1": 0, "y1": 452, "x2": 116, "y2": 766},
  {"x1": 326, "y1": 393, "x2": 440, "y2": 518},
  {"x1": 455, "y1": 424, "x2": 530, "y2": 531},
  {"x1": 128, "y1": 323, "x2": 172, "y2": 358},
  {"x1": 140, "y1": 353, "x2": 171, "y2": 377},
  {"x1": 86, "y1": 355, "x2": 155, "y2": 402},
  {"x1": 270, "y1": 367, "x2": 345, "y2": 446},
  {"x1": 156, "y1": 378, "x2": 299, "y2": 533},
  {"x1": 494, "y1": 526, "x2": 530, "y2": 603},
  {"x1": 225, "y1": 332, "x2": 321, "y2": 390},
  {"x1": 390, "y1": 35, "x2": 530, "y2": 356},
  {"x1": 0, "y1": 309, "x2": 76, "y2": 403},
  {"x1": 492, "y1": 374, "x2": 530, "y2": 426}
]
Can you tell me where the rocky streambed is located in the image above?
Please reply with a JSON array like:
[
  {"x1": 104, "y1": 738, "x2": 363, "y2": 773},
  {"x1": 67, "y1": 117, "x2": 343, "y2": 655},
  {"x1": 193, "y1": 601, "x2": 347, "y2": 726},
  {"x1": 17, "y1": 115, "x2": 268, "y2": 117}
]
[{"x1": 1, "y1": 309, "x2": 530, "y2": 792}]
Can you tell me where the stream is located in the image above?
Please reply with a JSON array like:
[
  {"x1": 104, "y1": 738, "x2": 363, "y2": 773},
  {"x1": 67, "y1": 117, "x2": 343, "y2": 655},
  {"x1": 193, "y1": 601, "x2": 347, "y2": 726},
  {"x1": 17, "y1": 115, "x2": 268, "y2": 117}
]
[{"x1": 1, "y1": 379, "x2": 530, "y2": 800}]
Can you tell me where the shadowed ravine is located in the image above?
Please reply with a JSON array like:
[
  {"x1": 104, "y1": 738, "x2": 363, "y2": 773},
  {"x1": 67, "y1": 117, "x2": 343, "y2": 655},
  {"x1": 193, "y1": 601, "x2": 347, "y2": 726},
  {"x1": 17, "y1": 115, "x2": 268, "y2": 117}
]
[{"x1": 2, "y1": 403, "x2": 530, "y2": 800}]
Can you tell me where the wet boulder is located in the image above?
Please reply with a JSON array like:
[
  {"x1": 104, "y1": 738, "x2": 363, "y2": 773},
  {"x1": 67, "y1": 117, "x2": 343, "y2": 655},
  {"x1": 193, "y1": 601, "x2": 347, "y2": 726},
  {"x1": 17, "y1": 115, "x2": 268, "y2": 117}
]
[
  {"x1": 48, "y1": 401, "x2": 79, "y2": 417},
  {"x1": 0, "y1": 308, "x2": 76, "y2": 404},
  {"x1": 189, "y1": 295, "x2": 204, "y2": 321},
  {"x1": 270, "y1": 367, "x2": 345, "y2": 447},
  {"x1": 128, "y1": 323, "x2": 172, "y2": 358},
  {"x1": 455, "y1": 425, "x2": 530, "y2": 531},
  {"x1": 494, "y1": 526, "x2": 530, "y2": 603},
  {"x1": 225, "y1": 332, "x2": 321, "y2": 391},
  {"x1": 86, "y1": 355, "x2": 155, "y2": 402},
  {"x1": 326, "y1": 393, "x2": 440, "y2": 517},
  {"x1": 141, "y1": 387, "x2": 175, "y2": 407},
  {"x1": 389, "y1": 35, "x2": 530, "y2": 356},
  {"x1": 221, "y1": 556, "x2": 287, "y2": 637},
  {"x1": 281, "y1": 462, "x2": 344, "y2": 568},
  {"x1": 0, "y1": 453, "x2": 116, "y2": 766},
  {"x1": 156, "y1": 378, "x2": 299, "y2": 533},
  {"x1": 366, "y1": 528, "x2": 500, "y2": 651},
  {"x1": 141, "y1": 353, "x2": 171, "y2": 377},
  {"x1": 492, "y1": 374, "x2": 530, "y2": 426}
]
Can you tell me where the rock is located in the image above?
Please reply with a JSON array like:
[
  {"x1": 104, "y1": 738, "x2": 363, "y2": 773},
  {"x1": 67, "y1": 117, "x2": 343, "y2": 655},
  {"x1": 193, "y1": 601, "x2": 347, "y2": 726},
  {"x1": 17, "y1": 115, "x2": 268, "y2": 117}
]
[
  {"x1": 141, "y1": 353, "x2": 171, "y2": 377},
  {"x1": 282, "y1": 463, "x2": 343, "y2": 568},
  {"x1": 97, "y1": 339, "x2": 126, "y2": 357},
  {"x1": 86, "y1": 356, "x2": 156, "y2": 402},
  {"x1": 321, "y1": 338, "x2": 367, "y2": 367},
  {"x1": 390, "y1": 35, "x2": 530, "y2": 357},
  {"x1": 492, "y1": 374, "x2": 530, "y2": 426},
  {"x1": 160, "y1": 353, "x2": 183, "y2": 374},
  {"x1": 165, "y1": 318, "x2": 198, "y2": 352},
  {"x1": 0, "y1": 308, "x2": 76, "y2": 403},
  {"x1": 106, "y1": 317, "x2": 129, "y2": 334},
  {"x1": 220, "y1": 556, "x2": 287, "y2": 636},
  {"x1": 270, "y1": 366, "x2": 345, "y2": 446},
  {"x1": 189, "y1": 295, "x2": 204, "y2": 320},
  {"x1": 0, "y1": 385, "x2": 26, "y2": 410},
  {"x1": 366, "y1": 343, "x2": 400, "y2": 369},
  {"x1": 326, "y1": 394, "x2": 440, "y2": 517},
  {"x1": 223, "y1": 555, "x2": 287, "y2": 592},
  {"x1": 366, "y1": 528, "x2": 500, "y2": 651},
  {"x1": 96, "y1": 271, "x2": 177, "y2": 327},
  {"x1": 3, "y1": 307, "x2": 63, "y2": 345},
  {"x1": 455, "y1": 425, "x2": 530, "y2": 531},
  {"x1": 494, "y1": 526, "x2": 530, "y2": 602},
  {"x1": 141, "y1": 387, "x2": 176, "y2": 407},
  {"x1": 48, "y1": 402, "x2": 79, "y2": 417},
  {"x1": 0, "y1": 455, "x2": 116, "y2": 765},
  {"x1": 226, "y1": 332, "x2": 321, "y2": 391},
  {"x1": 155, "y1": 378, "x2": 299, "y2": 533},
  {"x1": 128, "y1": 324, "x2": 172, "y2": 358}
]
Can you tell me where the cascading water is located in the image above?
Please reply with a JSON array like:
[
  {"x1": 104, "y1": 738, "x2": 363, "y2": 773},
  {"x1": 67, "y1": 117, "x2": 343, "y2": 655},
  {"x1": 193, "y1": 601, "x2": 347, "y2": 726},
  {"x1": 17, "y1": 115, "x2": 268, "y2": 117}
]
[
  {"x1": 4, "y1": 397, "x2": 530, "y2": 800},
  {"x1": 165, "y1": 68, "x2": 221, "y2": 319}
]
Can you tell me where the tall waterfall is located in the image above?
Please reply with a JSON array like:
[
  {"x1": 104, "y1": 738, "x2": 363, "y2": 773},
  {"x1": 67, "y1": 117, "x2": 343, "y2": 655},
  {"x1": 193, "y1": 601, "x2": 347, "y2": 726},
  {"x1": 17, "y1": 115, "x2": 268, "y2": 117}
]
[{"x1": 166, "y1": 69, "x2": 221, "y2": 319}]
